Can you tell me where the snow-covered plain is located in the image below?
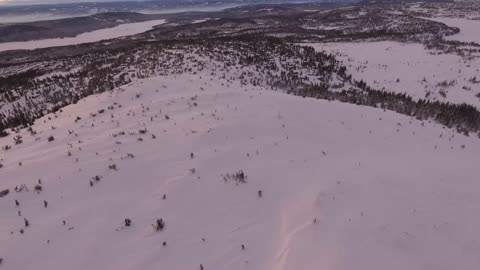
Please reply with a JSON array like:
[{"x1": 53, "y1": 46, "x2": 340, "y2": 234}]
[
  {"x1": 1, "y1": 74, "x2": 480, "y2": 270},
  {"x1": 428, "y1": 17, "x2": 480, "y2": 44},
  {"x1": 310, "y1": 41, "x2": 480, "y2": 107},
  {"x1": 192, "y1": 19, "x2": 210, "y2": 24},
  {"x1": 0, "y1": 19, "x2": 166, "y2": 52}
]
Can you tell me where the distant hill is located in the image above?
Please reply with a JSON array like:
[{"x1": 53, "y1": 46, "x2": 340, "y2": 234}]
[
  {"x1": 0, "y1": 0, "x2": 356, "y2": 23},
  {"x1": 0, "y1": 12, "x2": 164, "y2": 42}
]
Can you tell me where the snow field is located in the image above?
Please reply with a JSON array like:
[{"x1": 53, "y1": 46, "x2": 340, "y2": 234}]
[{"x1": 1, "y1": 74, "x2": 480, "y2": 270}]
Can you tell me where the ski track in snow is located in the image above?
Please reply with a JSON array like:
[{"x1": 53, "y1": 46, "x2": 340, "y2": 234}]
[
  {"x1": 1, "y1": 74, "x2": 480, "y2": 269},
  {"x1": 273, "y1": 212, "x2": 312, "y2": 270}
]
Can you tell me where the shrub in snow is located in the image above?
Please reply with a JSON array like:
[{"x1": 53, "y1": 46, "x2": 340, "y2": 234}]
[
  {"x1": 154, "y1": 218, "x2": 165, "y2": 231},
  {"x1": 47, "y1": 136, "x2": 55, "y2": 142},
  {"x1": 34, "y1": 185, "x2": 42, "y2": 192},
  {"x1": 0, "y1": 128, "x2": 8, "y2": 137},
  {"x1": 27, "y1": 127, "x2": 37, "y2": 136},
  {"x1": 439, "y1": 90, "x2": 447, "y2": 98},
  {"x1": 13, "y1": 135, "x2": 23, "y2": 145},
  {"x1": 223, "y1": 170, "x2": 247, "y2": 185},
  {"x1": 0, "y1": 189, "x2": 9, "y2": 198}
]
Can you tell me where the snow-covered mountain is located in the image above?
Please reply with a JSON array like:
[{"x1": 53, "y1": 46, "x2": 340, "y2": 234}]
[
  {"x1": 1, "y1": 73, "x2": 480, "y2": 270},
  {"x1": 2, "y1": 1, "x2": 480, "y2": 269}
]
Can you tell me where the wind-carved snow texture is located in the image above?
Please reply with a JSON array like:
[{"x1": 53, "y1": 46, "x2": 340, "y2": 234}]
[
  {"x1": 0, "y1": 20, "x2": 166, "y2": 52},
  {"x1": 1, "y1": 74, "x2": 480, "y2": 270}
]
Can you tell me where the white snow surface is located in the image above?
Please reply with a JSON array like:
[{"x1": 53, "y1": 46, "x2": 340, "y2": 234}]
[
  {"x1": 428, "y1": 17, "x2": 480, "y2": 44},
  {"x1": 309, "y1": 41, "x2": 480, "y2": 107},
  {"x1": 192, "y1": 19, "x2": 210, "y2": 24},
  {"x1": 0, "y1": 19, "x2": 166, "y2": 52},
  {"x1": 1, "y1": 74, "x2": 480, "y2": 270}
]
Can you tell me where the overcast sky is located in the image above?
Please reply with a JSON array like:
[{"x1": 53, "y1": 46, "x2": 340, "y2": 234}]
[{"x1": 0, "y1": 0, "x2": 139, "y2": 6}]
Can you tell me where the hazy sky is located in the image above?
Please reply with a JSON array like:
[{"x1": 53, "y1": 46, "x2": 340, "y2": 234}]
[{"x1": 0, "y1": 0, "x2": 138, "y2": 5}]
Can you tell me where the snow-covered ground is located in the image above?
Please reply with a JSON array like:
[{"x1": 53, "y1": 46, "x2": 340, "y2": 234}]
[
  {"x1": 428, "y1": 17, "x2": 480, "y2": 44},
  {"x1": 0, "y1": 19, "x2": 166, "y2": 52},
  {"x1": 192, "y1": 19, "x2": 210, "y2": 24},
  {"x1": 1, "y1": 74, "x2": 480, "y2": 270},
  {"x1": 309, "y1": 41, "x2": 480, "y2": 106}
]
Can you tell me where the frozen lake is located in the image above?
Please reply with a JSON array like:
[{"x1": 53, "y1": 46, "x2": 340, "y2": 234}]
[
  {"x1": 429, "y1": 17, "x2": 480, "y2": 44},
  {"x1": 0, "y1": 19, "x2": 166, "y2": 52}
]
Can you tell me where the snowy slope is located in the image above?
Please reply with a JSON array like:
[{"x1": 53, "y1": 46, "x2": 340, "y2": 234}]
[{"x1": 1, "y1": 74, "x2": 480, "y2": 270}]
